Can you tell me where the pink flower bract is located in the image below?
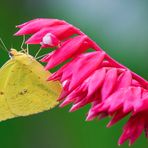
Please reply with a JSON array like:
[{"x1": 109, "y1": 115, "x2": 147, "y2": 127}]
[{"x1": 15, "y1": 18, "x2": 148, "y2": 145}]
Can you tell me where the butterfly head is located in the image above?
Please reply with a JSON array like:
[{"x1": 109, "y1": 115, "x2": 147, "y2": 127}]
[{"x1": 9, "y1": 49, "x2": 24, "y2": 57}]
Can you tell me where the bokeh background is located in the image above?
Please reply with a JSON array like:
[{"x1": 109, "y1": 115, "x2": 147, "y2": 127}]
[{"x1": 0, "y1": 0, "x2": 148, "y2": 148}]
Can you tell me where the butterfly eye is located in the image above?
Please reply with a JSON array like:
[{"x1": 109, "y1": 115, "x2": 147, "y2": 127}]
[{"x1": 9, "y1": 52, "x2": 13, "y2": 58}]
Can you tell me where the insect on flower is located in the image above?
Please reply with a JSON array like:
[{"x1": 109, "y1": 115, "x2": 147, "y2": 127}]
[
  {"x1": 0, "y1": 38, "x2": 61, "y2": 121},
  {"x1": 15, "y1": 18, "x2": 148, "y2": 145}
]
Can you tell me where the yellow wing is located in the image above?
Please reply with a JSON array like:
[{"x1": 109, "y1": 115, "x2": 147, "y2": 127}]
[
  {"x1": 0, "y1": 59, "x2": 17, "y2": 121},
  {"x1": 0, "y1": 51, "x2": 61, "y2": 120}
]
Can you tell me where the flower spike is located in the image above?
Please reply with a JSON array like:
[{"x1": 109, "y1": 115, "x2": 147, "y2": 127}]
[{"x1": 15, "y1": 18, "x2": 148, "y2": 145}]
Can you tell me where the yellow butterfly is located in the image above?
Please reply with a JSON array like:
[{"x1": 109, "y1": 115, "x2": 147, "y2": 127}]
[{"x1": 0, "y1": 48, "x2": 62, "y2": 121}]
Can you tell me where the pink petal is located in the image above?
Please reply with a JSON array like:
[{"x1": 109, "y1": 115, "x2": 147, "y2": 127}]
[
  {"x1": 26, "y1": 27, "x2": 54, "y2": 44},
  {"x1": 26, "y1": 24, "x2": 80, "y2": 44},
  {"x1": 118, "y1": 115, "x2": 144, "y2": 145},
  {"x1": 15, "y1": 18, "x2": 66, "y2": 35},
  {"x1": 16, "y1": 19, "x2": 38, "y2": 28},
  {"x1": 60, "y1": 84, "x2": 87, "y2": 107},
  {"x1": 134, "y1": 91, "x2": 148, "y2": 113},
  {"x1": 48, "y1": 59, "x2": 75, "y2": 82},
  {"x1": 123, "y1": 87, "x2": 142, "y2": 113},
  {"x1": 69, "y1": 51, "x2": 105, "y2": 91},
  {"x1": 101, "y1": 68, "x2": 118, "y2": 100},
  {"x1": 116, "y1": 70, "x2": 132, "y2": 90},
  {"x1": 41, "y1": 52, "x2": 54, "y2": 63},
  {"x1": 87, "y1": 68, "x2": 106, "y2": 97},
  {"x1": 107, "y1": 110, "x2": 129, "y2": 127},
  {"x1": 86, "y1": 103, "x2": 103, "y2": 121},
  {"x1": 44, "y1": 35, "x2": 89, "y2": 69}
]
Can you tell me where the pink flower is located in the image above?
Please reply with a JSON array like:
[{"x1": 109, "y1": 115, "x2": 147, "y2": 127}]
[{"x1": 15, "y1": 18, "x2": 148, "y2": 145}]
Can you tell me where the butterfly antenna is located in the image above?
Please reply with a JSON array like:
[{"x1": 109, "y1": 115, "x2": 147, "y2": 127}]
[{"x1": 0, "y1": 38, "x2": 9, "y2": 53}]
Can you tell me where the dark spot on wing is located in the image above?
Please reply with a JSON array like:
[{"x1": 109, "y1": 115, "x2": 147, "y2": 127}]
[
  {"x1": 0, "y1": 91, "x2": 4, "y2": 95},
  {"x1": 19, "y1": 89, "x2": 28, "y2": 95}
]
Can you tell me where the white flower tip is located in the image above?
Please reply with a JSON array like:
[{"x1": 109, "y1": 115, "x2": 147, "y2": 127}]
[{"x1": 42, "y1": 33, "x2": 53, "y2": 46}]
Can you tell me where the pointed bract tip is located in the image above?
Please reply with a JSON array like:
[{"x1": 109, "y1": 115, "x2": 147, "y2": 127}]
[
  {"x1": 14, "y1": 32, "x2": 20, "y2": 36},
  {"x1": 86, "y1": 111, "x2": 96, "y2": 121},
  {"x1": 106, "y1": 122, "x2": 111, "y2": 128},
  {"x1": 69, "y1": 105, "x2": 78, "y2": 112},
  {"x1": 59, "y1": 101, "x2": 68, "y2": 108}
]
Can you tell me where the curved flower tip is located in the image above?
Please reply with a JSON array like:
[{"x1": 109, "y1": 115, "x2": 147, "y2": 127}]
[
  {"x1": 15, "y1": 18, "x2": 148, "y2": 145},
  {"x1": 15, "y1": 18, "x2": 67, "y2": 35},
  {"x1": 41, "y1": 33, "x2": 60, "y2": 47}
]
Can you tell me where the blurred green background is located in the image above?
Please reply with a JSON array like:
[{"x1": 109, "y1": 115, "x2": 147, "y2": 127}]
[{"x1": 0, "y1": 0, "x2": 148, "y2": 148}]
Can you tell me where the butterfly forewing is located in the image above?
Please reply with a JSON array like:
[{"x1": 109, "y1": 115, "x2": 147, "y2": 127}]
[{"x1": 0, "y1": 50, "x2": 61, "y2": 120}]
